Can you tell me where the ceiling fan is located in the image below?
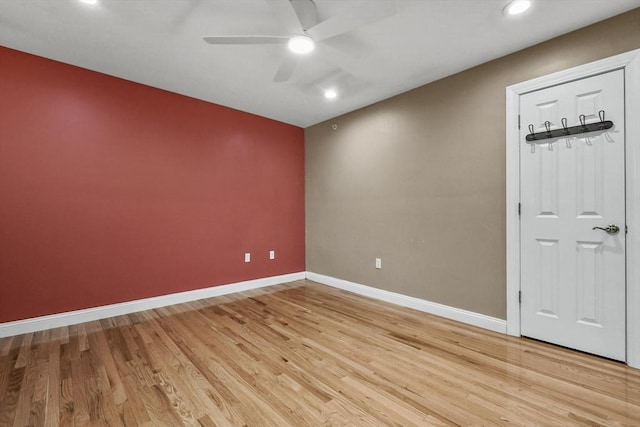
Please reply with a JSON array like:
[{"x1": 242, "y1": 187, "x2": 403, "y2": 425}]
[{"x1": 203, "y1": 0, "x2": 395, "y2": 82}]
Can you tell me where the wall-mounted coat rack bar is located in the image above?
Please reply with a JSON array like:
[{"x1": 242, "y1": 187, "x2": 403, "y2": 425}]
[{"x1": 526, "y1": 110, "x2": 613, "y2": 142}]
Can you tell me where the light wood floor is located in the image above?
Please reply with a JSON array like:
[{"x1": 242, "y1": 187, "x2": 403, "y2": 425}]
[{"x1": 0, "y1": 280, "x2": 638, "y2": 426}]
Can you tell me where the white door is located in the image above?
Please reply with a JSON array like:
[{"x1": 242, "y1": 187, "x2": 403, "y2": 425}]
[{"x1": 520, "y1": 70, "x2": 626, "y2": 361}]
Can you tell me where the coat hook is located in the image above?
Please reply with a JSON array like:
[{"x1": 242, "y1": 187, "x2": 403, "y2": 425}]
[
  {"x1": 598, "y1": 110, "x2": 606, "y2": 129},
  {"x1": 544, "y1": 121, "x2": 552, "y2": 138},
  {"x1": 561, "y1": 118, "x2": 571, "y2": 148},
  {"x1": 579, "y1": 114, "x2": 588, "y2": 131},
  {"x1": 528, "y1": 124, "x2": 536, "y2": 140}
]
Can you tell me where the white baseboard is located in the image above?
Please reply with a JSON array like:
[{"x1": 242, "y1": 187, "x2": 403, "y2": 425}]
[
  {"x1": 0, "y1": 272, "x2": 306, "y2": 338},
  {"x1": 1, "y1": 271, "x2": 507, "y2": 338},
  {"x1": 306, "y1": 272, "x2": 507, "y2": 334}
]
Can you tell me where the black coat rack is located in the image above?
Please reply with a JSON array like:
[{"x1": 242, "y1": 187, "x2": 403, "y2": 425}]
[{"x1": 526, "y1": 110, "x2": 613, "y2": 142}]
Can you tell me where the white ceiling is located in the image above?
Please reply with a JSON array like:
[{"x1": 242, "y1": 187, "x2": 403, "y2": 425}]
[{"x1": 1, "y1": 0, "x2": 638, "y2": 127}]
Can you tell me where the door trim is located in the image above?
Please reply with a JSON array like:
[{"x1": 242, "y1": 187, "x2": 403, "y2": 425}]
[{"x1": 505, "y1": 49, "x2": 640, "y2": 368}]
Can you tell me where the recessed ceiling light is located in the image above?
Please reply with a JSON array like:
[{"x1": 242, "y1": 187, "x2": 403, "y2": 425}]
[
  {"x1": 503, "y1": 0, "x2": 531, "y2": 16},
  {"x1": 79, "y1": 0, "x2": 98, "y2": 4},
  {"x1": 288, "y1": 35, "x2": 315, "y2": 54},
  {"x1": 324, "y1": 89, "x2": 337, "y2": 99}
]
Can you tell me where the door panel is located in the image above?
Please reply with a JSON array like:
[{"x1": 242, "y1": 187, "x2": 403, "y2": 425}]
[
  {"x1": 576, "y1": 140, "x2": 604, "y2": 218},
  {"x1": 535, "y1": 145, "x2": 560, "y2": 217},
  {"x1": 535, "y1": 238, "x2": 559, "y2": 317},
  {"x1": 575, "y1": 240, "x2": 604, "y2": 326},
  {"x1": 520, "y1": 70, "x2": 626, "y2": 361}
]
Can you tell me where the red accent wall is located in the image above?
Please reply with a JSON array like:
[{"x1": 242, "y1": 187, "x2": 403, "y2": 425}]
[{"x1": 0, "y1": 47, "x2": 305, "y2": 323}]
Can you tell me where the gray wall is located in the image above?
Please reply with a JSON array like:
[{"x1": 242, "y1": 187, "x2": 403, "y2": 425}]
[{"x1": 305, "y1": 9, "x2": 640, "y2": 320}]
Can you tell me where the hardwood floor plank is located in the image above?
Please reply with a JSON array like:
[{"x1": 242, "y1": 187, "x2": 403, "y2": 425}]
[
  {"x1": 138, "y1": 382, "x2": 185, "y2": 427},
  {"x1": 27, "y1": 398, "x2": 45, "y2": 427},
  {"x1": 86, "y1": 323, "x2": 127, "y2": 406},
  {"x1": 1, "y1": 280, "x2": 639, "y2": 426},
  {"x1": 0, "y1": 366, "x2": 25, "y2": 426},
  {"x1": 0, "y1": 336, "x2": 16, "y2": 358},
  {"x1": 14, "y1": 333, "x2": 34, "y2": 370},
  {"x1": 11, "y1": 367, "x2": 35, "y2": 426},
  {"x1": 43, "y1": 339, "x2": 60, "y2": 427},
  {"x1": 57, "y1": 341, "x2": 74, "y2": 426},
  {"x1": 69, "y1": 336, "x2": 91, "y2": 426},
  {"x1": 0, "y1": 335, "x2": 23, "y2": 407},
  {"x1": 120, "y1": 374, "x2": 152, "y2": 426}
]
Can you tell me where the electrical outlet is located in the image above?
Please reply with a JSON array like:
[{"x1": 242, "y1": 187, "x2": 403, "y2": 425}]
[
  {"x1": 244, "y1": 253, "x2": 251, "y2": 263},
  {"x1": 375, "y1": 258, "x2": 382, "y2": 269},
  {"x1": 269, "y1": 250, "x2": 275, "y2": 260}
]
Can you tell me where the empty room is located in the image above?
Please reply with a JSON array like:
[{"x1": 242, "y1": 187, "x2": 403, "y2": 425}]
[{"x1": 1, "y1": 0, "x2": 639, "y2": 425}]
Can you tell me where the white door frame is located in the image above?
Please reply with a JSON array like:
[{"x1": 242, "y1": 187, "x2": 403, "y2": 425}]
[{"x1": 506, "y1": 49, "x2": 640, "y2": 369}]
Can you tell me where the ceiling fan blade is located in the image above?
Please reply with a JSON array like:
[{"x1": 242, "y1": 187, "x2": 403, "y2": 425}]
[
  {"x1": 306, "y1": 1, "x2": 396, "y2": 42},
  {"x1": 289, "y1": 0, "x2": 320, "y2": 30},
  {"x1": 273, "y1": 55, "x2": 300, "y2": 82},
  {"x1": 265, "y1": 0, "x2": 304, "y2": 34},
  {"x1": 203, "y1": 35, "x2": 289, "y2": 45}
]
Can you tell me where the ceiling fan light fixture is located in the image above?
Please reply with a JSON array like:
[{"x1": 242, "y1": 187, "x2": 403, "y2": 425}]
[
  {"x1": 288, "y1": 35, "x2": 315, "y2": 54},
  {"x1": 503, "y1": 0, "x2": 531, "y2": 16}
]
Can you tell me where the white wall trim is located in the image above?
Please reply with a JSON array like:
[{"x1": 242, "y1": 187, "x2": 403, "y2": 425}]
[
  {"x1": 0, "y1": 272, "x2": 306, "y2": 338},
  {"x1": 306, "y1": 272, "x2": 507, "y2": 334},
  {"x1": 505, "y1": 49, "x2": 640, "y2": 368}
]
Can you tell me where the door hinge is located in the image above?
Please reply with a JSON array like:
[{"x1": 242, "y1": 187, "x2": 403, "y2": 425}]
[
  {"x1": 518, "y1": 202, "x2": 521, "y2": 216},
  {"x1": 626, "y1": 225, "x2": 628, "y2": 234},
  {"x1": 518, "y1": 114, "x2": 521, "y2": 130},
  {"x1": 518, "y1": 291, "x2": 522, "y2": 304}
]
